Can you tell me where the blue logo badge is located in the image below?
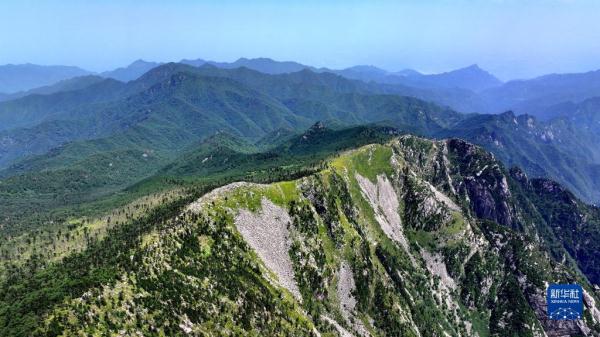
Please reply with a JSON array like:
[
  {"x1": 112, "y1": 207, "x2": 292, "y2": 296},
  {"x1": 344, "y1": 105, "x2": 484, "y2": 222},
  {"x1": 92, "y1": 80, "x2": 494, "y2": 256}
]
[{"x1": 547, "y1": 284, "x2": 583, "y2": 320}]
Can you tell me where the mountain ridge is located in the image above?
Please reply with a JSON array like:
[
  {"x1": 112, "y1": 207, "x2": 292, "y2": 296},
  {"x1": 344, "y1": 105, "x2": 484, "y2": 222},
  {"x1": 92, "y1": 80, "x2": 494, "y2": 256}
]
[
  {"x1": 2, "y1": 62, "x2": 600, "y2": 207},
  {"x1": 0, "y1": 75, "x2": 107, "y2": 102},
  {"x1": 6, "y1": 57, "x2": 600, "y2": 122},
  {"x1": 2, "y1": 135, "x2": 599, "y2": 336},
  {"x1": 100, "y1": 59, "x2": 163, "y2": 82},
  {"x1": 0, "y1": 63, "x2": 92, "y2": 93}
]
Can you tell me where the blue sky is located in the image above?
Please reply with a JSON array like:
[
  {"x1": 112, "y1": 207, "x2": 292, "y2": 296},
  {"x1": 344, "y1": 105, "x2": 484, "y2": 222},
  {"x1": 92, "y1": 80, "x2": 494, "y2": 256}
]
[{"x1": 1, "y1": 0, "x2": 600, "y2": 80}]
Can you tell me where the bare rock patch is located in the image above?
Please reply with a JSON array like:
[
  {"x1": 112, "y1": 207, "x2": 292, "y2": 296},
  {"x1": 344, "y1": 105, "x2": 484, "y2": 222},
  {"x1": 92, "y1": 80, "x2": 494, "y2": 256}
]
[
  {"x1": 355, "y1": 173, "x2": 412, "y2": 260},
  {"x1": 235, "y1": 197, "x2": 301, "y2": 300},
  {"x1": 337, "y1": 262, "x2": 370, "y2": 336}
]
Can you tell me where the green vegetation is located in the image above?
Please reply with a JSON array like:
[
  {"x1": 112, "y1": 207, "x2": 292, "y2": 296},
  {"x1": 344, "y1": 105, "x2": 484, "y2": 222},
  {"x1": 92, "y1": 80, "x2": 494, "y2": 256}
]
[
  {"x1": 0, "y1": 71, "x2": 600, "y2": 336},
  {"x1": 3, "y1": 61, "x2": 600, "y2": 212}
]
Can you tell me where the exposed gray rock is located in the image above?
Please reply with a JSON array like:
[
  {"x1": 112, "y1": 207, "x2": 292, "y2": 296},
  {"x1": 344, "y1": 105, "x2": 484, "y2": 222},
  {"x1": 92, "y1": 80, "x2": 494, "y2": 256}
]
[
  {"x1": 337, "y1": 262, "x2": 370, "y2": 336},
  {"x1": 235, "y1": 197, "x2": 301, "y2": 300},
  {"x1": 355, "y1": 173, "x2": 412, "y2": 261}
]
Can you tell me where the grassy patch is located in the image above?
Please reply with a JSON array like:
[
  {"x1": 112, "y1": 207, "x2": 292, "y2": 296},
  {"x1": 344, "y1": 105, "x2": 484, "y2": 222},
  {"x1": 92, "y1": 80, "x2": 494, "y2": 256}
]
[{"x1": 331, "y1": 144, "x2": 393, "y2": 182}]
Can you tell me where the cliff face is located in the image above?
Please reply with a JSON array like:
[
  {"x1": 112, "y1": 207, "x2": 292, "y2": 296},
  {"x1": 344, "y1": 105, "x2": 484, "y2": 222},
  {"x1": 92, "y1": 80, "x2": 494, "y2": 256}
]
[{"x1": 40, "y1": 136, "x2": 600, "y2": 336}]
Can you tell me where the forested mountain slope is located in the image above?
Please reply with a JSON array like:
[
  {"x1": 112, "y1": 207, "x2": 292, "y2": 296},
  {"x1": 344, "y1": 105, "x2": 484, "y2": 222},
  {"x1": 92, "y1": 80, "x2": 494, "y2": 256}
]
[
  {"x1": 1, "y1": 136, "x2": 599, "y2": 336},
  {"x1": 2, "y1": 62, "x2": 600, "y2": 214}
]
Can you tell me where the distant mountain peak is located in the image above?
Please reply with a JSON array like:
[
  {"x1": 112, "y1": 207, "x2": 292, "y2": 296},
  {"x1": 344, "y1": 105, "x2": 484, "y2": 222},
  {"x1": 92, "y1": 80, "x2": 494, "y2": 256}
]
[
  {"x1": 393, "y1": 68, "x2": 422, "y2": 77},
  {"x1": 344, "y1": 65, "x2": 388, "y2": 75},
  {"x1": 237, "y1": 57, "x2": 272, "y2": 62},
  {"x1": 180, "y1": 58, "x2": 207, "y2": 67},
  {"x1": 465, "y1": 63, "x2": 482, "y2": 70},
  {"x1": 130, "y1": 59, "x2": 154, "y2": 67},
  {"x1": 447, "y1": 64, "x2": 490, "y2": 76},
  {"x1": 208, "y1": 57, "x2": 311, "y2": 74},
  {"x1": 427, "y1": 63, "x2": 502, "y2": 91},
  {"x1": 101, "y1": 60, "x2": 161, "y2": 82}
]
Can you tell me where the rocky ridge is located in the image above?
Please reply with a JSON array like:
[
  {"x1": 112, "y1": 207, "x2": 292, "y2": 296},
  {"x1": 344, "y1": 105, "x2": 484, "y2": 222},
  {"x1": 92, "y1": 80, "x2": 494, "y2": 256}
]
[{"x1": 37, "y1": 135, "x2": 600, "y2": 336}]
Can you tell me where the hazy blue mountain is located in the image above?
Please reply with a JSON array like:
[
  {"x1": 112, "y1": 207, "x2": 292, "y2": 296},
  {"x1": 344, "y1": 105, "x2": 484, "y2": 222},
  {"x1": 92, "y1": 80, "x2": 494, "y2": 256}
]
[
  {"x1": 2, "y1": 62, "x2": 600, "y2": 207},
  {"x1": 181, "y1": 58, "x2": 421, "y2": 87},
  {"x1": 479, "y1": 69, "x2": 600, "y2": 118},
  {"x1": 185, "y1": 63, "x2": 481, "y2": 113},
  {"x1": 325, "y1": 65, "x2": 416, "y2": 86},
  {"x1": 329, "y1": 65, "x2": 390, "y2": 82},
  {"x1": 392, "y1": 68, "x2": 422, "y2": 77},
  {"x1": 0, "y1": 63, "x2": 213, "y2": 134},
  {"x1": 399, "y1": 64, "x2": 502, "y2": 92},
  {"x1": 223, "y1": 57, "x2": 309, "y2": 74},
  {"x1": 0, "y1": 63, "x2": 460, "y2": 171},
  {"x1": 182, "y1": 57, "x2": 310, "y2": 74},
  {"x1": 0, "y1": 78, "x2": 127, "y2": 132},
  {"x1": 100, "y1": 59, "x2": 162, "y2": 81},
  {"x1": 180, "y1": 58, "x2": 207, "y2": 67},
  {"x1": 544, "y1": 97, "x2": 600, "y2": 157},
  {"x1": 20, "y1": 58, "x2": 600, "y2": 123},
  {"x1": 539, "y1": 100, "x2": 583, "y2": 120},
  {"x1": 340, "y1": 64, "x2": 600, "y2": 119},
  {"x1": 182, "y1": 58, "x2": 500, "y2": 93},
  {"x1": 0, "y1": 75, "x2": 106, "y2": 102},
  {"x1": 176, "y1": 64, "x2": 467, "y2": 132},
  {"x1": 0, "y1": 59, "x2": 469, "y2": 116},
  {"x1": 326, "y1": 64, "x2": 501, "y2": 92},
  {"x1": 0, "y1": 63, "x2": 91, "y2": 93},
  {"x1": 325, "y1": 63, "x2": 600, "y2": 119},
  {"x1": 175, "y1": 58, "x2": 493, "y2": 109},
  {"x1": 436, "y1": 110, "x2": 600, "y2": 204},
  {"x1": 341, "y1": 65, "x2": 388, "y2": 76},
  {"x1": 180, "y1": 57, "x2": 481, "y2": 96},
  {"x1": 552, "y1": 96, "x2": 600, "y2": 135}
]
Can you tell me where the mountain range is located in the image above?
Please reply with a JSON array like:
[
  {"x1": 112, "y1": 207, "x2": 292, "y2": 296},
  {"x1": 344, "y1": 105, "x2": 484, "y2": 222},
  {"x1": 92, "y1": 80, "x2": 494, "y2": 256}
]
[
  {"x1": 1, "y1": 57, "x2": 498, "y2": 94},
  {"x1": 1, "y1": 56, "x2": 600, "y2": 336},
  {"x1": 4, "y1": 57, "x2": 600, "y2": 121},
  {"x1": 1, "y1": 61, "x2": 600, "y2": 206}
]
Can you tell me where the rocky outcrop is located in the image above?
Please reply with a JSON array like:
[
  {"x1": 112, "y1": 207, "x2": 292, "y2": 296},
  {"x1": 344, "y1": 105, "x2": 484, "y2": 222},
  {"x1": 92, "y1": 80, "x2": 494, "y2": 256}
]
[{"x1": 446, "y1": 138, "x2": 514, "y2": 226}]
